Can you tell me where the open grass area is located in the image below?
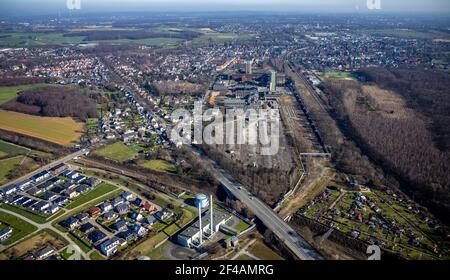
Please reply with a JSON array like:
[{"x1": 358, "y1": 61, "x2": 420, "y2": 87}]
[
  {"x1": 322, "y1": 71, "x2": 356, "y2": 80},
  {"x1": 138, "y1": 159, "x2": 177, "y2": 173},
  {"x1": 248, "y1": 241, "x2": 284, "y2": 260},
  {"x1": 0, "y1": 156, "x2": 37, "y2": 184},
  {"x1": 0, "y1": 83, "x2": 54, "y2": 105},
  {"x1": 0, "y1": 110, "x2": 84, "y2": 146},
  {"x1": 0, "y1": 210, "x2": 38, "y2": 246},
  {"x1": 0, "y1": 33, "x2": 85, "y2": 47},
  {"x1": 234, "y1": 220, "x2": 251, "y2": 233},
  {"x1": 0, "y1": 203, "x2": 48, "y2": 224},
  {"x1": 89, "y1": 250, "x2": 107, "y2": 260},
  {"x1": 89, "y1": 37, "x2": 182, "y2": 46},
  {"x1": 94, "y1": 142, "x2": 142, "y2": 162},
  {"x1": 65, "y1": 183, "x2": 117, "y2": 210},
  {"x1": 0, "y1": 140, "x2": 30, "y2": 155}
]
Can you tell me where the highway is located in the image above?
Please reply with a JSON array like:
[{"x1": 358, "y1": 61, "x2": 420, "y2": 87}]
[
  {"x1": 0, "y1": 149, "x2": 88, "y2": 189},
  {"x1": 189, "y1": 146, "x2": 323, "y2": 260}
]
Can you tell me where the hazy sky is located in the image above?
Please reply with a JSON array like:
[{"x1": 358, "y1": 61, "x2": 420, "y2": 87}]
[{"x1": 1, "y1": 0, "x2": 450, "y2": 15}]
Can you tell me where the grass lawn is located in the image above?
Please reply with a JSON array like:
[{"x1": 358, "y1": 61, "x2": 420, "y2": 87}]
[
  {"x1": 0, "y1": 83, "x2": 55, "y2": 105},
  {"x1": 145, "y1": 241, "x2": 171, "y2": 260},
  {"x1": 138, "y1": 159, "x2": 177, "y2": 173},
  {"x1": 89, "y1": 250, "x2": 107, "y2": 260},
  {"x1": 0, "y1": 203, "x2": 47, "y2": 224},
  {"x1": 234, "y1": 220, "x2": 251, "y2": 233},
  {"x1": 65, "y1": 183, "x2": 117, "y2": 210},
  {"x1": 0, "y1": 33, "x2": 86, "y2": 47},
  {"x1": 94, "y1": 142, "x2": 141, "y2": 162},
  {"x1": 0, "y1": 140, "x2": 30, "y2": 155},
  {"x1": 0, "y1": 211, "x2": 38, "y2": 245},
  {"x1": 248, "y1": 241, "x2": 284, "y2": 260},
  {"x1": 0, "y1": 110, "x2": 84, "y2": 146},
  {"x1": 0, "y1": 156, "x2": 27, "y2": 184}
]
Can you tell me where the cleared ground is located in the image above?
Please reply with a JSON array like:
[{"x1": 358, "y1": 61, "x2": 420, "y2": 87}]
[{"x1": 0, "y1": 110, "x2": 83, "y2": 146}]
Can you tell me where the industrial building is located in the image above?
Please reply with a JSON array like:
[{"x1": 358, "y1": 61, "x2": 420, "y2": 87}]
[{"x1": 177, "y1": 194, "x2": 231, "y2": 248}]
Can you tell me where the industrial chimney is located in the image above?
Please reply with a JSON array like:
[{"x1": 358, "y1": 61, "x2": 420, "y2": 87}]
[
  {"x1": 210, "y1": 194, "x2": 214, "y2": 235},
  {"x1": 198, "y1": 203, "x2": 203, "y2": 246}
]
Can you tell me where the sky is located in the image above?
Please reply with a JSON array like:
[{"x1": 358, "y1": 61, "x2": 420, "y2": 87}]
[{"x1": 1, "y1": 0, "x2": 450, "y2": 15}]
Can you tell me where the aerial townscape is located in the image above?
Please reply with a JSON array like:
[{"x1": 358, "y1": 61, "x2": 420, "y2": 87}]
[{"x1": 0, "y1": 0, "x2": 449, "y2": 267}]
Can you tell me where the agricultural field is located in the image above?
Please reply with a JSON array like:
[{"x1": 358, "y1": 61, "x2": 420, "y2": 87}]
[
  {"x1": 0, "y1": 110, "x2": 84, "y2": 146},
  {"x1": 0, "y1": 211, "x2": 38, "y2": 246},
  {"x1": 0, "y1": 33, "x2": 85, "y2": 47},
  {"x1": 138, "y1": 159, "x2": 177, "y2": 173},
  {"x1": 94, "y1": 142, "x2": 143, "y2": 162}
]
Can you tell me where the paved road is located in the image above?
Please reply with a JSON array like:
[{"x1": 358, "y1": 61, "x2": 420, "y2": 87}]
[
  {"x1": 0, "y1": 208, "x2": 88, "y2": 260},
  {"x1": 188, "y1": 146, "x2": 323, "y2": 260},
  {"x1": 0, "y1": 149, "x2": 88, "y2": 189}
]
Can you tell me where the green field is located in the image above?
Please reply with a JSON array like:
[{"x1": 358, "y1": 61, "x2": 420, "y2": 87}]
[
  {"x1": 65, "y1": 183, "x2": 118, "y2": 210},
  {"x1": 89, "y1": 250, "x2": 107, "y2": 260},
  {"x1": 94, "y1": 142, "x2": 142, "y2": 162},
  {"x1": 322, "y1": 71, "x2": 356, "y2": 80},
  {"x1": 0, "y1": 109, "x2": 83, "y2": 146},
  {"x1": 0, "y1": 83, "x2": 54, "y2": 105},
  {"x1": 0, "y1": 211, "x2": 38, "y2": 245},
  {"x1": 0, "y1": 140, "x2": 29, "y2": 156},
  {"x1": 138, "y1": 159, "x2": 177, "y2": 173},
  {"x1": 0, "y1": 33, "x2": 86, "y2": 47},
  {"x1": 0, "y1": 156, "x2": 36, "y2": 185},
  {"x1": 0, "y1": 204, "x2": 47, "y2": 224},
  {"x1": 89, "y1": 37, "x2": 182, "y2": 46}
]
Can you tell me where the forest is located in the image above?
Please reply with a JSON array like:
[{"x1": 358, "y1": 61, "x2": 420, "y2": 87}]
[
  {"x1": 1, "y1": 86, "x2": 98, "y2": 121},
  {"x1": 322, "y1": 68, "x2": 450, "y2": 223}
]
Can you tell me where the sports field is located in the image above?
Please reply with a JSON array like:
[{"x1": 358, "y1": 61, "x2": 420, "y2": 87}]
[
  {"x1": 322, "y1": 71, "x2": 356, "y2": 80},
  {"x1": 0, "y1": 110, "x2": 83, "y2": 146}
]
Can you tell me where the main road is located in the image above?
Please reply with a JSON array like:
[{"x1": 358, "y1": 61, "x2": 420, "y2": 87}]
[
  {"x1": 188, "y1": 146, "x2": 323, "y2": 260},
  {"x1": 0, "y1": 149, "x2": 88, "y2": 189}
]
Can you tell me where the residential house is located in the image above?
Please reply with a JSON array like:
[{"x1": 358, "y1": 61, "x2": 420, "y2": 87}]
[
  {"x1": 87, "y1": 230, "x2": 106, "y2": 245},
  {"x1": 155, "y1": 209, "x2": 173, "y2": 221},
  {"x1": 121, "y1": 192, "x2": 134, "y2": 201},
  {"x1": 115, "y1": 203, "x2": 129, "y2": 215},
  {"x1": 103, "y1": 211, "x2": 118, "y2": 222},
  {"x1": 0, "y1": 228, "x2": 13, "y2": 242},
  {"x1": 112, "y1": 220, "x2": 127, "y2": 232},
  {"x1": 143, "y1": 202, "x2": 157, "y2": 213},
  {"x1": 76, "y1": 213, "x2": 90, "y2": 224},
  {"x1": 46, "y1": 205, "x2": 60, "y2": 215},
  {"x1": 61, "y1": 217, "x2": 79, "y2": 230},
  {"x1": 88, "y1": 207, "x2": 101, "y2": 218},
  {"x1": 99, "y1": 237, "x2": 121, "y2": 257},
  {"x1": 99, "y1": 202, "x2": 113, "y2": 213},
  {"x1": 79, "y1": 223, "x2": 95, "y2": 234},
  {"x1": 34, "y1": 245, "x2": 56, "y2": 260}
]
